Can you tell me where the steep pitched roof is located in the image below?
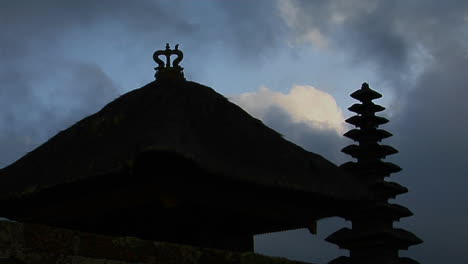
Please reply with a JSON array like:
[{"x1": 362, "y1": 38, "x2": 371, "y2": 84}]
[{"x1": 0, "y1": 80, "x2": 368, "y2": 200}]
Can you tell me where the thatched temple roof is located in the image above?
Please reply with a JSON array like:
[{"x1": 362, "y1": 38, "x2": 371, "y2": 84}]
[{"x1": 0, "y1": 80, "x2": 368, "y2": 201}]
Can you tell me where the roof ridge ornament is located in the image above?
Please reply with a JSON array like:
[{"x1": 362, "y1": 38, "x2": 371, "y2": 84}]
[{"x1": 153, "y1": 43, "x2": 185, "y2": 82}]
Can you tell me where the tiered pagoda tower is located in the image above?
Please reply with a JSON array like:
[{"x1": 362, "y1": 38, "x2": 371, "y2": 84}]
[{"x1": 326, "y1": 83, "x2": 422, "y2": 264}]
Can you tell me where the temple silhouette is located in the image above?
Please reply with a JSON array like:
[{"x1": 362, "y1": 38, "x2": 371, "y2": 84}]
[{"x1": 0, "y1": 44, "x2": 421, "y2": 264}]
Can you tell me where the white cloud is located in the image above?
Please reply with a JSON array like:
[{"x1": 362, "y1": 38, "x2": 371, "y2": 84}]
[
  {"x1": 297, "y1": 29, "x2": 329, "y2": 49},
  {"x1": 277, "y1": 0, "x2": 301, "y2": 28},
  {"x1": 278, "y1": 0, "x2": 329, "y2": 49},
  {"x1": 331, "y1": 12, "x2": 347, "y2": 24},
  {"x1": 231, "y1": 85, "x2": 346, "y2": 135}
]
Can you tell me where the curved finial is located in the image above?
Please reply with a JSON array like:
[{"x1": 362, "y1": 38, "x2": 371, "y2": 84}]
[
  {"x1": 153, "y1": 43, "x2": 185, "y2": 81},
  {"x1": 172, "y1": 44, "x2": 183, "y2": 68}
]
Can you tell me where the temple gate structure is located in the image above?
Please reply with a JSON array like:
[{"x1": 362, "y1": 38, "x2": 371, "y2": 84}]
[{"x1": 0, "y1": 44, "x2": 421, "y2": 264}]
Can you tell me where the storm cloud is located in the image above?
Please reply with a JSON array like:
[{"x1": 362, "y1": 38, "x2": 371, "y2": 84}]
[
  {"x1": 279, "y1": 0, "x2": 468, "y2": 263},
  {"x1": 1, "y1": 1, "x2": 467, "y2": 263},
  {"x1": 0, "y1": 0, "x2": 285, "y2": 167}
]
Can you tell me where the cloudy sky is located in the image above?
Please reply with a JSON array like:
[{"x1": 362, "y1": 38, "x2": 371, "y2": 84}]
[{"x1": 1, "y1": 0, "x2": 467, "y2": 263}]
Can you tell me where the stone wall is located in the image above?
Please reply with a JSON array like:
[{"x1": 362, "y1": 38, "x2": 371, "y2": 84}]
[{"x1": 0, "y1": 221, "x2": 311, "y2": 264}]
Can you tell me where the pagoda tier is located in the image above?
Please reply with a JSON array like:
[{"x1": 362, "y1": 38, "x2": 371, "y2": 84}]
[
  {"x1": 372, "y1": 181, "x2": 409, "y2": 199},
  {"x1": 345, "y1": 115, "x2": 389, "y2": 127},
  {"x1": 344, "y1": 128, "x2": 392, "y2": 142},
  {"x1": 350, "y1": 85, "x2": 382, "y2": 101},
  {"x1": 340, "y1": 161, "x2": 402, "y2": 175},
  {"x1": 329, "y1": 255, "x2": 421, "y2": 264},
  {"x1": 341, "y1": 144, "x2": 398, "y2": 160},
  {"x1": 348, "y1": 103, "x2": 385, "y2": 115},
  {"x1": 343, "y1": 203, "x2": 414, "y2": 221},
  {"x1": 327, "y1": 83, "x2": 422, "y2": 264},
  {"x1": 326, "y1": 227, "x2": 422, "y2": 250}
]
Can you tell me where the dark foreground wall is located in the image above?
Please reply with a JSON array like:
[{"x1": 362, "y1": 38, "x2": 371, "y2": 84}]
[{"x1": 0, "y1": 221, "x2": 311, "y2": 264}]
